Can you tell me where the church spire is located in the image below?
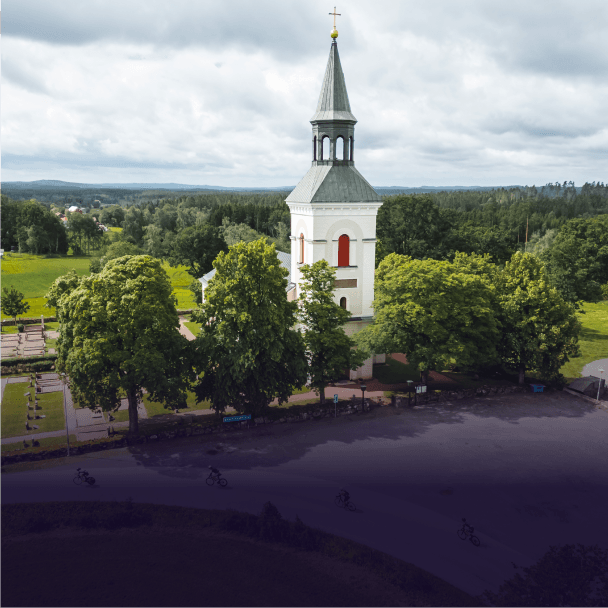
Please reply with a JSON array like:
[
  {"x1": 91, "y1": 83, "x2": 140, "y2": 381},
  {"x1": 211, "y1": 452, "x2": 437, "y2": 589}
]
[{"x1": 311, "y1": 40, "x2": 357, "y2": 123}]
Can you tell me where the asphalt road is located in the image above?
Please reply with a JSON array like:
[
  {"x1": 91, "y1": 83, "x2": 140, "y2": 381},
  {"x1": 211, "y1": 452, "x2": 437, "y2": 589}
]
[{"x1": 3, "y1": 390, "x2": 608, "y2": 599}]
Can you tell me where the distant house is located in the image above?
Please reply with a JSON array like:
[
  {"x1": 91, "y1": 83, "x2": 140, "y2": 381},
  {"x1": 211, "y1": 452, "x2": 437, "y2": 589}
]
[{"x1": 67, "y1": 205, "x2": 82, "y2": 213}]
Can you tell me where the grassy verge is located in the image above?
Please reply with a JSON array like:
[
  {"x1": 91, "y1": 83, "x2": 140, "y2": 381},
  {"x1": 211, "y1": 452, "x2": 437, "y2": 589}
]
[
  {"x1": 373, "y1": 355, "x2": 420, "y2": 384},
  {"x1": 0, "y1": 384, "x2": 66, "y2": 438},
  {"x1": 1, "y1": 434, "x2": 77, "y2": 453},
  {"x1": 1, "y1": 501, "x2": 482, "y2": 608},
  {"x1": 560, "y1": 300, "x2": 608, "y2": 381},
  {"x1": 183, "y1": 320, "x2": 202, "y2": 336}
]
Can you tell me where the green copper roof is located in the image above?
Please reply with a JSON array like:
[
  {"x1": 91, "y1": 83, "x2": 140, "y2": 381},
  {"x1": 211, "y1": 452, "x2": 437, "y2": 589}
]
[
  {"x1": 286, "y1": 164, "x2": 381, "y2": 203},
  {"x1": 311, "y1": 42, "x2": 357, "y2": 123}
]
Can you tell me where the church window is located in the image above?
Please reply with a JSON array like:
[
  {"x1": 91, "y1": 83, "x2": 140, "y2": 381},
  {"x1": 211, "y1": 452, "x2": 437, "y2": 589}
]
[
  {"x1": 299, "y1": 233, "x2": 305, "y2": 263},
  {"x1": 338, "y1": 234, "x2": 350, "y2": 267},
  {"x1": 336, "y1": 136, "x2": 344, "y2": 160},
  {"x1": 313, "y1": 136, "x2": 317, "y2": 161},
  {"x1": 349, "y1": 137, "x2": 354, "y2": 161},
  {"x1": 340, "y1": 297, "x2": 347, "y2": 310},
  {"x1": 322, "y1": 136, "x2": 330, "y2": 161}
]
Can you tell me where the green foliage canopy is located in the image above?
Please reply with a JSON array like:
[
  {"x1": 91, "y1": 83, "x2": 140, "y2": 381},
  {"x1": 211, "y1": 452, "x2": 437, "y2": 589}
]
[
  {"x1": 297, "y1": 260, "x2": 368, "y2": 404},
  {"x1": 169, "y1": 223, "x2": 228, "y2": 278},
  {"x1": 496, "y1": 252, "x2": 581, "y2": 384},
  {"x1": 191, "y1": 238, "x2": 308, "y2": 417},
  {"x1": 355, "y1": 252, "x2": 501, "y2": 380},
  {"x1": 1, "y1": 285, "x2": 30, "y2": 324},
  {"x1": 55, "y1": 255, "x2": 193, "y2": 435}
]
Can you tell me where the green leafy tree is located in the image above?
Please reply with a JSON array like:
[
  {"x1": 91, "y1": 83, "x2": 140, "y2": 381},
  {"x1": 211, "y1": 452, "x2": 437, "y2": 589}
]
[
  {"x1": 169, "y1": 223, "x2": 228, "y2": 278},
  {"x1": 219, "y1": 218, "x2": 265, "y2": 246},
  {"x1": 191, "y1": 238, "x2": 308, "y2": 417},
  {"x1": 55, "y1": 256, "x2": 193, "y2": 435},
  {"x1": 375, "y1": 194, "x2": 451, "y2": 264},
  {"x1": 1, "y1": 285, "x2": 30, "y2": 325},
  {"x1": 476, "y1": 543, "x2": 608, "y2": 607},
  {"x1": 447, "y1": 224, "x2": 516, "y2": 266},
  {"x1": 187, "y1": 279, "x2": 203, "y2": 306},
  {"x1": 496, "y1": 252, "x2": 581, "y2": 385},
  {"x1": 355, "y1": 253, "x2": 501, "y2": 383},
  {"x1": 297, "y1": 260, "x2": 368, "y2": 404},
  {"x1": 44, "y1": 270, "x2": 81, "y2": 313},
  {"x1": 121, "y1": 206, "x2": 146, "y2": 245},
  {"x1": 541, "y1": 215, "x2": 608, "y2": 306},
  {"x1": 99, "y1": 241, "x2": 142, "y2": 269}
]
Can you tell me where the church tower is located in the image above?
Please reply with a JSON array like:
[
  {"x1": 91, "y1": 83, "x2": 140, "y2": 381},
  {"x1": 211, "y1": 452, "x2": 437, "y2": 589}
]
[{"x1": 286, "y1": 29, "x2": 385, "y2": 379}]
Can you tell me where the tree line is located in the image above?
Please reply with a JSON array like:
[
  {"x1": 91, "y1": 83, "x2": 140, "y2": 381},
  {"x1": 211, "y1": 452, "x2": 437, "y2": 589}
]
[
  {"x1": 3, "y1": 183, "x2": 607, "y2": 308},
  {"x1": 45, "y1": 242, "x2": 584, "y2": 439}
]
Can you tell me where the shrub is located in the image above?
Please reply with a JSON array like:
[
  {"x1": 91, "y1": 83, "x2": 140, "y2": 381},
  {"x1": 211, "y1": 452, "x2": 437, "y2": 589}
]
[
  {"x1": 30, "y1": 361, "x2": 55, "y2": 372},
  {"x1": 602, "y1": 283, "x2": 608, "y2": 301},
  {"x1": 17, "y1": 324, "x2": 24, "y2": 332}
]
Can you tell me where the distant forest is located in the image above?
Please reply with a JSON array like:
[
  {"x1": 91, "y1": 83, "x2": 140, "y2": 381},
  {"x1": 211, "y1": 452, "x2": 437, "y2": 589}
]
[{"x1": 2, "y1": 181, "x2": 607, "y2": 306}]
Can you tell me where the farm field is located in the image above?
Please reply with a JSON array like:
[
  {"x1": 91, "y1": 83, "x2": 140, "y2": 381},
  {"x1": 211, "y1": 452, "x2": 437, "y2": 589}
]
[{"x1": 0, "y1": 253, "x2": 197, "y2": 318}]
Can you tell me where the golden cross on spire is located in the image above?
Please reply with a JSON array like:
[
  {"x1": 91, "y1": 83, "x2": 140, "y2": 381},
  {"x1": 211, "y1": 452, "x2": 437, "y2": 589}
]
[
  {"x1": 329, "y1": 6, "x2": 341, "y2": 28},
  {"x1": 329, "y1": 6, "x2": 341, "y2": 39}
]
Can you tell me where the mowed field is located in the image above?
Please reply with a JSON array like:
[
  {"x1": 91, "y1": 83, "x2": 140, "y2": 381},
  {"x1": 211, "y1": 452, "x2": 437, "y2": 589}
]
[{"x1": 0, "y1": 253, "x2": 197, "y2": 318}]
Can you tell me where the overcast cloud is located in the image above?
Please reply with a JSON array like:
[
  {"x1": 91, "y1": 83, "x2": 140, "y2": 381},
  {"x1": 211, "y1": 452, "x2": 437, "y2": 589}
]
[{"x1": 2, "y1": 0, "x2": 607, "y2": 187}]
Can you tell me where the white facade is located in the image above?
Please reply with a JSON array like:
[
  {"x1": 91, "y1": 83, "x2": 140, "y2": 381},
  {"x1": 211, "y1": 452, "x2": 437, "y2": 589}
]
[{"x1": 288, "y1": 202, "x2": 382, "y2": 318}]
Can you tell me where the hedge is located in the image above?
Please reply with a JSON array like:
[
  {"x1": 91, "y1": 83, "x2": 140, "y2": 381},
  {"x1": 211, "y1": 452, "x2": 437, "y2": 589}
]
[{"x1": 1, "y1": 354, "x2": 58, "y2": 367}]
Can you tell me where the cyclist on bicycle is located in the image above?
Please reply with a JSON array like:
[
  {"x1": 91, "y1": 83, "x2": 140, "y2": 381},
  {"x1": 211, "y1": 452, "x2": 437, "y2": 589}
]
[
  {"x1": 339, "y1": 488, "x2": 350, "y2": 504},
  {"x1": 208, "y1": 465, "x2": 221, "y2": 480},
  {"x1": 77, "y1": 467, "x2": 88, "y2": 477}
]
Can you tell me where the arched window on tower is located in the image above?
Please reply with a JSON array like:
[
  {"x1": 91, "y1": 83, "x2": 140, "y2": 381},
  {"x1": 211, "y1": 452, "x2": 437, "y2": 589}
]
[
  {"x1": 322, "y1": 136, "x2": 330, "y2": 161},
  {"x1": 349, "y1": 136, "x2": 354, "y2": 161},
  {"x1": 338, "y1": 234, "x2": 350, "y2": 267},
  {"x1": 336, "y1": 136, "x2": 344, "y2": 160},
  {"x1": 299, "y1": 233, "x2": 305, "y2": 264},
  {"x1": 313, "y1": 136, "x2": 317, "y2": 161},
  {"x1": 340, "y1": 297, "x2": 347, "y2": 310}
]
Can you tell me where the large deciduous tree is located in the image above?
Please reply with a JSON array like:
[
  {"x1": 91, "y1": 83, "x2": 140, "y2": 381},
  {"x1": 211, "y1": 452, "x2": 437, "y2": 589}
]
[
  {"x1": 541, "y1": 214, "x2": 608, "y2": 306},
  {"x1": 297, "y1": 260, "x2": 368, "y2": 404},
  {"x1": 375, "y1": 194, "x2": 450, "y2": 264},
  {"x1": 191, "y1": 238, "x2": 308, "y2": 417},
  {"x1": 355, "y1": 253, "x2": 501, "y2": 383},
  {"x1": 55, "y1": 255, "x2": 193, "y2": 435},
  {"x1": 1, "y1": 285, "x2": 30, "y2": 325},
  {"x1": 496, "y1": 252, "x2": 581, "y2": 385},
  {"x1": 169, "y1": 223, "x2": 228, "y2": 278}
]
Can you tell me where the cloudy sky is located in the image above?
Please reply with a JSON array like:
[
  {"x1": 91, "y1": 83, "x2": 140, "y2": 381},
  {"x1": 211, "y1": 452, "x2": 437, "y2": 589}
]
[{"x1": 2, "y1": 0, "x2": 607, "y2": 188}]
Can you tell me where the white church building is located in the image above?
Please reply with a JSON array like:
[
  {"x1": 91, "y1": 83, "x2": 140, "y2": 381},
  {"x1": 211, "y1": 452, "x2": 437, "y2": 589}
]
[{"x1": 200, "y1": 32, "x2": 385, "y2": 380}]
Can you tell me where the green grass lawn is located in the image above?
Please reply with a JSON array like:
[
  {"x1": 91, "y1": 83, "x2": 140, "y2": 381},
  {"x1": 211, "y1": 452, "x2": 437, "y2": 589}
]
[
  {"x1": 143, "y1": 391, "x2": 213, "y2": 417},
  {"x1": 0, "y1": 384, "x2": 66, "y2": 438},
  {"x1": 0, "y1": 253, "x2": 197, "y2": 318},
  {"x1": 107, "y1": 227, "x2": 122, "y2": 232},
  {"x1": 560, "y1": 300, "x2": 608, "y2": 381},
  {"x1": 183, "y1": 320, "x2": 202, "y2": 336},
  {"x1": 373, "y1": 355, "x2": 420, "y2": 384},
  {"x1": 1, "y1": 434, "x2": 77, "y2": 453}
]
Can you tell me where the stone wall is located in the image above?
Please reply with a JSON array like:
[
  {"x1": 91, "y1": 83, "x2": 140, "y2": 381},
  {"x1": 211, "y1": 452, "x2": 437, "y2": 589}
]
[{"x1": 390, "y1": 384, "x2": 528, "y2": 407}]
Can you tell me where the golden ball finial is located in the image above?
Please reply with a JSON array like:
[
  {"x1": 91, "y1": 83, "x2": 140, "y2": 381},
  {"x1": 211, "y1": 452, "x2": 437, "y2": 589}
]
[{"x1": 331, "y1": 28, "x2": 338, "y2": 39}]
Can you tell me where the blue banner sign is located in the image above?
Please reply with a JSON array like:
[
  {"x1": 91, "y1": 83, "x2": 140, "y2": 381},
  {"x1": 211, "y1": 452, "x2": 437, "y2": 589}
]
[
  {"x1": 223, "y1": 414, "x2": 252, "y2": 423},
  {"x1": 334, "y1": 394, "x2": 339, "y2": 403}
]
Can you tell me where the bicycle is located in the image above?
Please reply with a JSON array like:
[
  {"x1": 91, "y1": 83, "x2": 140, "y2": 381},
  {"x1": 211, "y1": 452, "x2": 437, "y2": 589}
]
[
  {"x1": 457, "y1": 518, "x2": 480, "y2": 546},
  {"x1": 206, "y1": 472, "x2": 227, "y2": 487},
  {"x1": 73, "y1": 467, "x2": 95, "y2": 486},
  {"x1": 335, "y1": 494, "x2": 356, "y2": 511}
]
